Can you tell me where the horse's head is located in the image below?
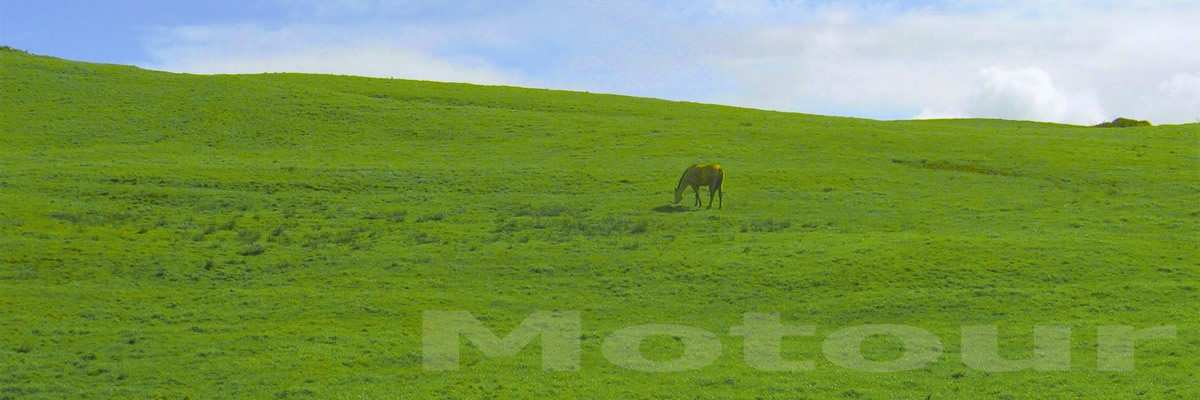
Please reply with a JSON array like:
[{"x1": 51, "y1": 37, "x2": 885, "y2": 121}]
[{"x1": 673, "y1": 187, "x2": 683, "y2": 204}]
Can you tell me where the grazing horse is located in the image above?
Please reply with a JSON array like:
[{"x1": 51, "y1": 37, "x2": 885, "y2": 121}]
[{"x1": 674, "y1": 163, "x2": 724, "y2": 209}]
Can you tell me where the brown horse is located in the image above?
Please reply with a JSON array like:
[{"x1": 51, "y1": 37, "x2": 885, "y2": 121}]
[{"x1": 673, "y1": 163, "x2": 724, "y2": 209}]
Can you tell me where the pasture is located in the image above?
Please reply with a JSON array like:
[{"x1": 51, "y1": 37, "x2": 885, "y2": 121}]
[{"x1": 1, "y1": 48, "x2": 1197, "y2": 398}]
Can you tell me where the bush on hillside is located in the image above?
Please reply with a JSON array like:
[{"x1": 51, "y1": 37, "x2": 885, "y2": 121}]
[{"x1": 1093, "y1": 117, "x2": 1151, "y2": 128}]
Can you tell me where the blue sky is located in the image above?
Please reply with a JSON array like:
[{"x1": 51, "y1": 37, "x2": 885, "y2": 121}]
[
  {"x1": 4, "y1": 1, "x2": 1199, "y2": 124},
  {"x1": 2, "y1": 2, "x2": 271, "y2": 63}
]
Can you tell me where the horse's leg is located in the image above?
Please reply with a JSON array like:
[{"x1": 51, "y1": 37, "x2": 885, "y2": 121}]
[
  {"x1": 693, "y1": 185, "x2": 701, "y2": 207},
  {"x1": 707, "y1": 187, "x2": 715, "y2": 209},
  {"x1": 718, "y1": 187, "x2": 723, "y2": 209}
]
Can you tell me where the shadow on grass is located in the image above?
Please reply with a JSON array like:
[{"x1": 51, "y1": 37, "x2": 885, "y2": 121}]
[{"x1": 651, "y1": 205, "x2": 693, "y2": 213}]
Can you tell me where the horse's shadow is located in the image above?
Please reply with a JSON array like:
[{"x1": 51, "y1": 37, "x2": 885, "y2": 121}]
[{"x1": 651, "y1": 204, "x2": 693, "y2": 213}]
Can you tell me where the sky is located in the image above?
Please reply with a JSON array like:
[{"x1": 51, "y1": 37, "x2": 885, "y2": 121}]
[{"x1": 3, "y1": 0, "x2": 1200, "y2": 124}]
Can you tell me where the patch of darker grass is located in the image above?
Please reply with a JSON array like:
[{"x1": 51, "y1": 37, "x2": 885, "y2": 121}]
[
  {"x1": 237, "y1": 243, "x2": 265, "y2": 256},
  {"x1": 364, "y1": 209, "x2": 407, "y2": 222},
  {"x1": 410, "y1": 231, "x2": 439, "y2": 244},
  {"x1": 741, "y1": 219, "x2": 791, "y2": 233},
  {"x1": 492, "y1": 215, "x2": 648, "y2": 239},
  {"x1": 415, "y1": 212, "x2": 447, "y2": 222},
  {"x1": 237, "y1": 229, "x2": 261, "y2": 244},
  {"x1": 47, "y1": 211, "x2": 134, "y2": 226},
  {"x1": 891, "y1": 159, "x2": 1020, "y2": 177},
  {"x1": 510, "y1": 203, "x2": 571, "y2": 217}
]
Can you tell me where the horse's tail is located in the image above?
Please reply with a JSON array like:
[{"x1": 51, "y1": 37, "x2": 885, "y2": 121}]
[{"x1": 714, "y1": 168, "x2": 724, "y2": 190}]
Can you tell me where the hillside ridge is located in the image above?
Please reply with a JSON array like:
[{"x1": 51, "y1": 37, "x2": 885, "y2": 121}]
[{"x1": 3, "y1": 47, "x2": 1142, "y2": 127}]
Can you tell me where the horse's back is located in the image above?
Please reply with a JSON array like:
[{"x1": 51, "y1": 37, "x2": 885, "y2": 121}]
[{"x1": 687, "y1": 163, "x2": 723, "y2": 186}]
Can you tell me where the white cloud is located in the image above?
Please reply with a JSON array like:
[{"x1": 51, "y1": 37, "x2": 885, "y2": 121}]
[
  {"x1": 692, "y1": 2, "x2": 1200, "y2": 124},
  {"x1": 144, "y1": 24, "x2": 517, "y2": 85},
  {"x1": 1155, "y1": 73, "x2": 1200, "y2": 123},
  {"x1": 919, "y1": 67, "x2": 1104, "y2": 124},
  {"x1": 139, "y1": 1, "x2": 1200, "y2": 124}
]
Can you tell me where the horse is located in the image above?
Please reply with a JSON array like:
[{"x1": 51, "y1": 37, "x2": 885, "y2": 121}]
[{"x1": 673, "y1": 163, "x2": 724, "y2": 209}]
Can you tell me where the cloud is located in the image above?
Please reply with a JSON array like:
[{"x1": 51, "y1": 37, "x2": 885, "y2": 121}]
[
  {"x1": 144, "y1": 24, "x2": 517, "y2": 85},
  {"x1": 138, "y1": 1, "x2": 1200, "y2": 124},
  {"x1": 692, "y1": 2, "x2": 1200, "y2": 124},
  {"x1": 969, "y1": 67, "x2": 1103, "y2": 124},
  {"x1": 919, "y1": 67, "x2": 1104, "y2": 124},
  {"x1": 1155, "y1": 73, "x2": 1200, "y2": 123}
]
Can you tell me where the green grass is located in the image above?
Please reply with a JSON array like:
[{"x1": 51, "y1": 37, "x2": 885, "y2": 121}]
[{"x1": 1, "y1": 48, "x2": 1198, "y2": 399}]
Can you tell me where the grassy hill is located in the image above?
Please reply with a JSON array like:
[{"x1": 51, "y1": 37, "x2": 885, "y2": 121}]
[{"x1": 1, "y1": 48, "x2": 1197, "y2": 399}]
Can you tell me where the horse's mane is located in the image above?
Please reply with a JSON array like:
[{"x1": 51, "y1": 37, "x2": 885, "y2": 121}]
[{"x1": 676, "y1": 167, "x2": 690, "y2": 190}]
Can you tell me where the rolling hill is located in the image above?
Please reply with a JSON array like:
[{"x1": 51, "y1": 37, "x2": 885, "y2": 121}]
[{"x1": 1, "y1": 47, "x2": 1197, "y2": 399}]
